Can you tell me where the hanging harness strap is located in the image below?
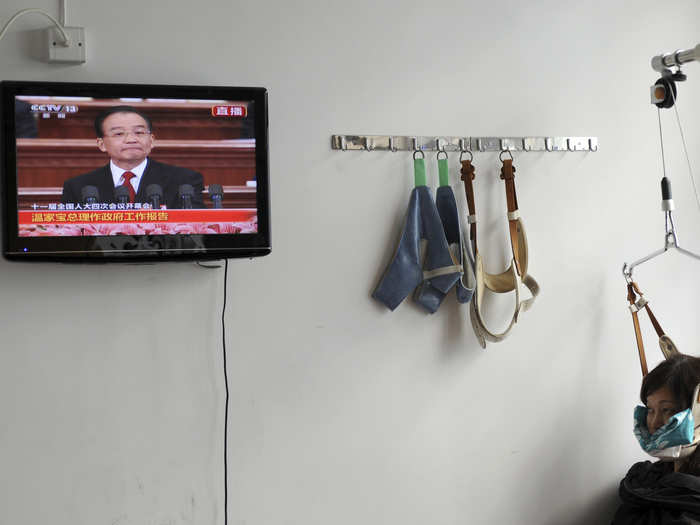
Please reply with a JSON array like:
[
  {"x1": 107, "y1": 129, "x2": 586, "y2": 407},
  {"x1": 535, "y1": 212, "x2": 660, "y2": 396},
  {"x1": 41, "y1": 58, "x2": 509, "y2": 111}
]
[
  {"x1": 372, "y1": 157, "x2": 462, "y2": 312},
  {"x1": 415, "y1": 156, "x2": 475, "y2": 310},
  {"x1": 627, "y1": 283, "x2": 650, "y2": 377},
  {"x1": 501, "y1": 159, "x2": 524, "y2": 276},
  {"x1": 626, "y1": 281, "x2": 679, "y2": 377},
  {"x1": 499, "y1": 158, "x2": 539, "y2": 313},
  {"x1": 461, "y1": 159, "x2": 477, "y2": 253},
  {"x1": 460, "y1": 158, "x2": 540, "y2": 347}
]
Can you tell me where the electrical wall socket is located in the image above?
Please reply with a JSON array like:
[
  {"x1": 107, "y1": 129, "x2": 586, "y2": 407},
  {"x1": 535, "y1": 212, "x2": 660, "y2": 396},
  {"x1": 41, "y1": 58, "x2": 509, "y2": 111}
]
[{"x1": 45, "y1": 26, "x2": 86, "y2": 64}]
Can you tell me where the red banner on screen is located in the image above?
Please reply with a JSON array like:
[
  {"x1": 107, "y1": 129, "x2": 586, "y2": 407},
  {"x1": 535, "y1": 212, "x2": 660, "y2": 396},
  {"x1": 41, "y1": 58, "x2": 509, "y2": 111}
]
[
  {"x1": 20, "y1": 209, "x2": 255, "y2": 224},
  {"x1": 18, "y1": 209, "x2": 258, "y2": 237}
]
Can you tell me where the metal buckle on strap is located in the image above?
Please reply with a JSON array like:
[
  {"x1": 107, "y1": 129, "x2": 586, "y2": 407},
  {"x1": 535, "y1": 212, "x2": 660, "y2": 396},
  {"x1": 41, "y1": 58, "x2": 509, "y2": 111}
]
[{"x1": 629, "y1": 297, "x2": 649, "y2": 313}]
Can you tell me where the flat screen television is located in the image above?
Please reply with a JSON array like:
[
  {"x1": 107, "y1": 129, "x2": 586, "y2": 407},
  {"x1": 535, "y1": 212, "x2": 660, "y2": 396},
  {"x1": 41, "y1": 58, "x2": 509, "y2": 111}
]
[{"x1": 1, "y1": 80, "x2": 270, "y2": 261}]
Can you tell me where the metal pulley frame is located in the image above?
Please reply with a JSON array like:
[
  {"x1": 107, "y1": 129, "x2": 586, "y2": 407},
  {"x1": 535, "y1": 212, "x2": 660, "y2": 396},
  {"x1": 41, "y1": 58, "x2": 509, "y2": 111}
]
[{"x1": 650, "y1": 44, "x2": 699, "y2": 108}]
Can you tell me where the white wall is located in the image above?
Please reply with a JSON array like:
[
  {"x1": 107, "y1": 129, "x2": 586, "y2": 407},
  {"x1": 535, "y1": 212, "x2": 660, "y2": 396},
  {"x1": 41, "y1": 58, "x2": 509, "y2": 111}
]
[{"x1": 1, "y1": 1, "x2": 699, "y2": 524}]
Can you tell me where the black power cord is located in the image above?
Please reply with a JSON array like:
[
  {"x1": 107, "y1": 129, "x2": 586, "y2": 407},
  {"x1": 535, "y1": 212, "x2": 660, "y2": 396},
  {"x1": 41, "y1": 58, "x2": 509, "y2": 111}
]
[
  {"x1": 222, "y1": 259, "x2": 229, "y2": 525},
  {"x1": 196, "y1": 258, "x2": 229, "y2": 523}
]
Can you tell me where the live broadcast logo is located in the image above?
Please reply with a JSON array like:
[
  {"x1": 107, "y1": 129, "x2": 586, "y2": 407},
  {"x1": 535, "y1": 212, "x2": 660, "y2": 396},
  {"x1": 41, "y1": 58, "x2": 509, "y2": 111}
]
[{"x1": 211, "y1": 105, "x2": 247, "y2": 117}]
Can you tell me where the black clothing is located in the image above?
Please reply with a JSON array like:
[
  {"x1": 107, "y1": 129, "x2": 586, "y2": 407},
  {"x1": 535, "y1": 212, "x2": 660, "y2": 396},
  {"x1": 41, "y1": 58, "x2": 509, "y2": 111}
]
[
  {"x1": 613, "y1": 460, "x2": 700, "y2": 524},
  {"x1": 61, "y1": 159, "x2": 204, "y2": 209}
]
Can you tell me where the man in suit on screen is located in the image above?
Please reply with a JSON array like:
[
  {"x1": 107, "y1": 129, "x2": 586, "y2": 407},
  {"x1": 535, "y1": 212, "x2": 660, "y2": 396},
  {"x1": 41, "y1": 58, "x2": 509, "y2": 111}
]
[{"x1": 61, "y1": 105, "x2": 204, "y2": 209}]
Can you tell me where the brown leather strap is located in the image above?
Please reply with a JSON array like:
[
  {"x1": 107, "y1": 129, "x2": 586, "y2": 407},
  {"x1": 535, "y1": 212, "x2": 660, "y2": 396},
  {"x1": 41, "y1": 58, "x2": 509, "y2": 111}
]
[
  {"x1": 644, "y1": 304, "x2": 665, "y2": 337},
  {"x1": 500, "y1": 159, "x2": 522, "y2": 276},
  {"x1": 627, "y1": 283, "x2": 649, "y2": 376},
  {"x1": 630, "y1": 281, "x2": 666, "y2": 338},
  {"x1": 460, "y1": 160, "x2": 477, "y2": 254}
]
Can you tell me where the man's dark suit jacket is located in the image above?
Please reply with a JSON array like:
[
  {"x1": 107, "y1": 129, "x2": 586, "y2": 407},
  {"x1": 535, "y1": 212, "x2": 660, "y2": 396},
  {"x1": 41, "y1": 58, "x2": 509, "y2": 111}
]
[{"x1": 61, "y1": 158, "x2": 205, "y2": 209}]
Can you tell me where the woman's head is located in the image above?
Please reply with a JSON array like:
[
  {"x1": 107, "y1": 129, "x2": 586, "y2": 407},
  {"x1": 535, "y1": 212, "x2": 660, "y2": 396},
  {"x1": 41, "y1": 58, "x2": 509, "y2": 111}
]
[{"x1": 641, "y1": 354, "x2": 700, "y2": 434}]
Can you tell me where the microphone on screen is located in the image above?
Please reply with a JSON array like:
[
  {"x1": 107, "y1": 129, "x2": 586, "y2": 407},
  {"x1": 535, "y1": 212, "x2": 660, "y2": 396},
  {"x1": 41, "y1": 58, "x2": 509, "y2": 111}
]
[
  {"x1": 114, "y1": 185, "x2": 131, "y2": 205},
  {"x1": 81, "y1": 185, "x2": 100, "y2": 205},
  {"x1": 178, "y1": 184, "x2": 194, "y2": 209},
  {"x1": 208, "y1": 184, "x2": 223, "y2": 209},
  {"x1": 146, "y1": 184, "x2": 163, "y2": 209}
]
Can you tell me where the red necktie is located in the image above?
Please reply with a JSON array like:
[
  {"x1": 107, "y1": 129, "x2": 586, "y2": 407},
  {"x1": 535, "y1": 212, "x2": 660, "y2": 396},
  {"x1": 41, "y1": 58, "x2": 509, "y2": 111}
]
[{"x1": 120, "y1": 171, "x2": 136, "y2": 203}]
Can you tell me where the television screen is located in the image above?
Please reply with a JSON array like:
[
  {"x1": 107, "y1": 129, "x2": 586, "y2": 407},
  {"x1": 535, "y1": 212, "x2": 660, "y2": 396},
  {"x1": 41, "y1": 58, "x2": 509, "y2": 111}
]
[{"x1": 1, "y1": 81, "x2": 270, "y2": 261}]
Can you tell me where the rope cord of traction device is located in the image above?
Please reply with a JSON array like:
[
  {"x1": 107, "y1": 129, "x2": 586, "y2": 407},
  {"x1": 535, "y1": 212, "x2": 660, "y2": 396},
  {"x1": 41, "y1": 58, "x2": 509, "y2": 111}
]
[
  {"x1": 668, "y1": 84, "x2": 700, "y2": 211},
  {"x1": 657, "y1": 107, "x2": 668, "y2": 181},
  {"x1": 657, "y1": 84, "x2": 700, "y2": 212}
]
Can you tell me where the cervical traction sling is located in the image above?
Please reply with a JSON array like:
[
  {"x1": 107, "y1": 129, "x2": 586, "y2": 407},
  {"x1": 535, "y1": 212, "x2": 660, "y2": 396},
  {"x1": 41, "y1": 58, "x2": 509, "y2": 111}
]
[
  {"x1": 625, "y1": 280, "x2": 700, "y2": 462},
  {"x1": 461, "y1": 157, "x2": 540, "y2": 347},
  {"x1": 414, "y1": 155, "x2": 475, "y2": 311},
  {"x1": 372, "y1": 155, "x2": 470, "y2": 313}
]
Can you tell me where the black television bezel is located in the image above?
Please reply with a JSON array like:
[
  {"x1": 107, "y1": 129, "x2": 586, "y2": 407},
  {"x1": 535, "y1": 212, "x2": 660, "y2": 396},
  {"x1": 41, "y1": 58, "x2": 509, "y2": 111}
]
[{"x1": 1, "y1": 80, "x2": 270, "y2": 262}]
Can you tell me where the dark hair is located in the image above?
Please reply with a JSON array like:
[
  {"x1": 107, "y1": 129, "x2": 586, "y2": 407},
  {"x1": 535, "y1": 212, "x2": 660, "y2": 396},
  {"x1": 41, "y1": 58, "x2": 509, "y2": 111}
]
[
  {"x1": 641, "y1": 354, "x2": 700, "y2": 409},
  {"x1": 94, "y1": 105, "x2": 152, "y2": 137}
]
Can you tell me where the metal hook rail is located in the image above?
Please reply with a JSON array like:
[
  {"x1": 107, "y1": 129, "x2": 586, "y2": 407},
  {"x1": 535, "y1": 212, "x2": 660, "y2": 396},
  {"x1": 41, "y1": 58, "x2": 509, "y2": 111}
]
[{"x1": 331, "y1": 135, "x2": 599, "y2": 153}]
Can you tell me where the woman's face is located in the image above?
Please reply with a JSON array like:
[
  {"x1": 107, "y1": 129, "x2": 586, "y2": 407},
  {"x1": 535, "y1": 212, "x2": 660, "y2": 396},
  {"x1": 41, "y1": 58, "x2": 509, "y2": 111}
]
[{"x1": 646, "y1": 386, "x2": 680, "y2": 434}]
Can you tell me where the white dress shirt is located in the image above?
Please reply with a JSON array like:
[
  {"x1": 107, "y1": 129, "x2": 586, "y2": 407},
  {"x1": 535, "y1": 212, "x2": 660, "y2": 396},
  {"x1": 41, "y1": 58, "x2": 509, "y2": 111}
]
[{"x1": 110, "y1": 158, "x2": 148, "y2": 194}]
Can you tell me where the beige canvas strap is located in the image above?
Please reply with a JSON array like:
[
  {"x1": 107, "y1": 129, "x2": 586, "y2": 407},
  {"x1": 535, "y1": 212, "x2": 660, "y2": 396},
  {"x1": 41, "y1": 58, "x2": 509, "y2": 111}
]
[
  {"x1": 469, "y1": 252, "x2": 540, "y2": 348},
  {"x1": 460, "y1": 157, "x2": 539, "y2": 347}
]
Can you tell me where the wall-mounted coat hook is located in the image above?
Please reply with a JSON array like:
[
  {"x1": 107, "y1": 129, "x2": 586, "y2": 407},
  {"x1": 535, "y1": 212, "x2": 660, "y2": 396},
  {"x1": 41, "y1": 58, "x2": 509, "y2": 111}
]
[{"x1": 331, "y1": 135, "x2": 599, "y2": 153}]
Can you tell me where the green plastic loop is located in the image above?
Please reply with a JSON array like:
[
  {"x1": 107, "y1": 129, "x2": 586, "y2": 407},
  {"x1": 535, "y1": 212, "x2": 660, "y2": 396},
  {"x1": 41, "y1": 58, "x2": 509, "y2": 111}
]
[
  {"x1": 438, "y1": 158, "x2": 449, "y2": 187},
  {"x1": 413, "y1": 158, "x2": 427, "y2": 187}
]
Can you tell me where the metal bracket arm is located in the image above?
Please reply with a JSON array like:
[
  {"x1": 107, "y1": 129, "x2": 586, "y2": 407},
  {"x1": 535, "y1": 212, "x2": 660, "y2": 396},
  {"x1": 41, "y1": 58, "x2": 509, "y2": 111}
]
[{"x1": 652, "y1": 44, "x2": 700, "y2": 73}]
